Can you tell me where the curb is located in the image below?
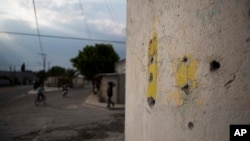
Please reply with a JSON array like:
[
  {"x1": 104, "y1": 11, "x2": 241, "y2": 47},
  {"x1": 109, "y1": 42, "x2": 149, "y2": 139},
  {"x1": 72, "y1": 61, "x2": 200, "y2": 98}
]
[{"x1": 28, "y1": 87, "x2": 60, "y2": 94}]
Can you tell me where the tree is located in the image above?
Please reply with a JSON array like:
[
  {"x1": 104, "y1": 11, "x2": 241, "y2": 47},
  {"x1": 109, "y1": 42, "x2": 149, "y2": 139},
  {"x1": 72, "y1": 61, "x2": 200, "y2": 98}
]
[
  {"x1": 21, "y1": 63, "x2": 25, "y2": 72},
  {"x1": 65, "y1": 68, "x2": 76, "y2": 78},
  {"x1": 71, "y1": 44, "x2": 119, "y2": 89},
  {"x1": 36, "y1": 70, "x2": 47, "y2": 84},
  {"x1": 47, "y1": 66, "x2": 66, "y2": 77}
]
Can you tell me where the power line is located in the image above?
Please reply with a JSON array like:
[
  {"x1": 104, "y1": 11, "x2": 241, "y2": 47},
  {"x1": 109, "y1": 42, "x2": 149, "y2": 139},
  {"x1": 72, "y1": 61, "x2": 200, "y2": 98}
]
[
  {"x1": 33, "y1": 0, "x2": 47, "y2": 71},
  {"x1": 32, "y1": 0, "x2": 43, "y2": 53},
  {"x1": 104, "y1": 0, "x2": 125, "y2": 39},
  {"x1": 0, "y1": 31, "x2": 125, "y2": 44},
  {"x1": 107, "y1": 0, "x2": 122, "y2": 29},
  {"x1": 78, "y1": 0, "x2": 91, "y2": 38}
]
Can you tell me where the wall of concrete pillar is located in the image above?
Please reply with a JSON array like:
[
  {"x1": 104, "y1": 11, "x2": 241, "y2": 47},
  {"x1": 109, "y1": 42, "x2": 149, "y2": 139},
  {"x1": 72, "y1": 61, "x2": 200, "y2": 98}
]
[{"x1": 125, "y1": 0, "x2": 250, "y2": 140}]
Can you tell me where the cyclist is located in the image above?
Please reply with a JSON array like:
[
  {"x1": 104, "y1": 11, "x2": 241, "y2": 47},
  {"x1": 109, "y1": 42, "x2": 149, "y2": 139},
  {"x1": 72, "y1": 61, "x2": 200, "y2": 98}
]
[
  {"x1": 62, "y1": 83, "x2": 68, "y2": 96},
  {"x1": 37, "y1": 83, "x2": 45, "y2": 101}
]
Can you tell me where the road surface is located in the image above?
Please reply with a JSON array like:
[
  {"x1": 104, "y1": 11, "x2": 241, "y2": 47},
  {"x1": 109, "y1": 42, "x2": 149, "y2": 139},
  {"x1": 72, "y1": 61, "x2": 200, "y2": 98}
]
[{"x1": 0, "y1": 85, "x2": 124, "y2": 141}]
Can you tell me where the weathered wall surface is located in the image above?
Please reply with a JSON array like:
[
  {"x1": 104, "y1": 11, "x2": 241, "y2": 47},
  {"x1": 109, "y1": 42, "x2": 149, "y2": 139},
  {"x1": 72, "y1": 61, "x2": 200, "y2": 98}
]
[{"x1": 125, "y1": 0, "x2": 250, "y2": 140}]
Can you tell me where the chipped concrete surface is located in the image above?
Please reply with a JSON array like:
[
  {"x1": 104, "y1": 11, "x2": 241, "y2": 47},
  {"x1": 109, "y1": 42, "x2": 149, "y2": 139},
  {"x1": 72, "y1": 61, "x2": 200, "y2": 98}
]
[{"x1": 126, "y1": 0, "x2": 250, "y2": 140}]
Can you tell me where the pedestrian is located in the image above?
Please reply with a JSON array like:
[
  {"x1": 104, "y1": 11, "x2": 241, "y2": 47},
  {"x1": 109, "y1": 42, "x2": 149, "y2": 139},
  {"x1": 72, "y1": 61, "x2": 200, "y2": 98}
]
[{"x1": 107, "y1": 81, "x2": 115, "y2": 108}]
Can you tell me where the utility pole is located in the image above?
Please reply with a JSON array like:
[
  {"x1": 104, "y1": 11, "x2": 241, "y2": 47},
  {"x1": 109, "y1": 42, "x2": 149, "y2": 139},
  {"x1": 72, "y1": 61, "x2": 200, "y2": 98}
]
[
  {"x1": 38, "y1": 53, "x2": 46, "y2": 72},
  {"x1": 47, "y1": 61, "x2": 51, "y2": 71}
]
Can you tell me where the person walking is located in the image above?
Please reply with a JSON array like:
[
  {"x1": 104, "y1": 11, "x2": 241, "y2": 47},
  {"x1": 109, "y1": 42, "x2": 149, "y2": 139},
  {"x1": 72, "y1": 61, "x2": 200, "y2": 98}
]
[{"x1": 107, "y1": 81, "x2": 115, "y2": 108}]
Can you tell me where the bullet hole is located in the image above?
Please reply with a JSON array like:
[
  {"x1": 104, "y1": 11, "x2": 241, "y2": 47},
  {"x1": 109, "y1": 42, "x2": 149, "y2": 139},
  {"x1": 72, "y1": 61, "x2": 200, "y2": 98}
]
[
  {"x1": 188, "y1": 122, "x2": 194, "y2": 130},
  {"x1": 150, "y1": 39, "x2": 153, "y2": 44},
  {"x1": 183, "y1": 56, "x2": 188, "y2": 63},
  {"x1": 150, "y1": 56, "x2": 154, "y2": 64},
  {"x1": 149, "y1": 73, "x2": 153, "y2": 82},
  {"x1": 246, "y1": 38, "x2": 250, "y2": 42},
  {"x1": 147, "y1": 97, "x2": 155, "y2": 108},
  {"x1": 210, "y1": 60, "x2": 220, "y2": 71},
  {"x1": 181, "y1": 84, "x2": 190, "y2": 95}
]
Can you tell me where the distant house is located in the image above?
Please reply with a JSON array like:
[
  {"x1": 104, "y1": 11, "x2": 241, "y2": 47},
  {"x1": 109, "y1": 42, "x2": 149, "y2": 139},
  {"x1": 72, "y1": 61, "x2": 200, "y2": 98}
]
[
  {"x1": 0, "y1": 70, "x2": 35, "y2": 86},
  {"x1": 95, "y1": 59, "x2": 126, "y2": 104},
  {"x1": 115, "y1": 59, "x2": 126, "y2": 73},
  {"x1": 73, "y1": 74, "x2": 85, "y2": 88},
  {"x1": 45, "y1": 74, "x2": 85, "y2": 88}
]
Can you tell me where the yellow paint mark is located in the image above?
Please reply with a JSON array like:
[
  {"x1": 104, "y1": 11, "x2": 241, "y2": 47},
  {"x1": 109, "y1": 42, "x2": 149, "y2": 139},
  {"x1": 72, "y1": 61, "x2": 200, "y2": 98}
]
[
  {"x1": 147, "y1": 32, "x2": 158, "y2": 100},
  {"x1": 195, "y1": 99, "x2": 202, "y2": 106},
  {"x1": 175, "y1": 62, "x2": 188, "y2": 87},
  {"x1": 170, "y1": 89, "x2": 184, "y2": 107},
  {"x1": 188, "y1": 60, "x2": 198, "y2": 88},
  {"x1": 175, "y1": 55, "x2": 198, "y2": 88},
  {"x1": 167, "y1": 55, "x2": 199, "y2": 107}
]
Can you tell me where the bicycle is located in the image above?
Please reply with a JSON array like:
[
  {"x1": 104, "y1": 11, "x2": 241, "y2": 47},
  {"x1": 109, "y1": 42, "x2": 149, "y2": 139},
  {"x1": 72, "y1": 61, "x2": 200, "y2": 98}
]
[
  {"x1": 35, "y1": 95, "x2": 46, "y2": 106},
  {"x1": 62, "y1": 89, "x2": 68, "y2": 97}
]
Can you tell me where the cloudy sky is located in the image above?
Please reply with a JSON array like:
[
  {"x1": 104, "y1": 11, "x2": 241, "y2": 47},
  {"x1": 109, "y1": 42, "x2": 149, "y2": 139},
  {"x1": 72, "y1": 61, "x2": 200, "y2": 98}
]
[{"x1": 0, "y1": 0, "x2": 126, "y2": 71}]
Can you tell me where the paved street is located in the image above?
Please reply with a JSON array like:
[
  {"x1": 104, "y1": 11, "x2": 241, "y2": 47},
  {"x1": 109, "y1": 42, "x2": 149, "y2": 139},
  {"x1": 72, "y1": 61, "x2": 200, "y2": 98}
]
[{"x1": 0, "y1": 85, "x2": 124, "y2": 141}]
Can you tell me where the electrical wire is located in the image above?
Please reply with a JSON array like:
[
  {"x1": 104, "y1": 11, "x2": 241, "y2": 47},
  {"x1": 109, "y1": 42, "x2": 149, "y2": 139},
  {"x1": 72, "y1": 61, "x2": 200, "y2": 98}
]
[
  {"x1": 104, "y1": 0, "x2": 125, "y2": 39},
  {"x1": 78, "y1": 0, "x2": 91, "y2": 38},
  {"x1": 32, "y1": 0, "x2": 43, "y2": 53},
  {"x1": 0, "y1": 31, "x2": 125, "y2": 44}
]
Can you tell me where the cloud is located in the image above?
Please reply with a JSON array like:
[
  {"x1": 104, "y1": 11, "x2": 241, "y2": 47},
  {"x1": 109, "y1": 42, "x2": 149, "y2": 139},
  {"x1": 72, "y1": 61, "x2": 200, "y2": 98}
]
[
  {"x1": 0, "y1": 0, "x2": 126, "y2": 71},
  {"x1": 0, "y1": 1, "x2": 36, "y2": 28},
  {"x1": 0, "y1": 32, "x2": 14, "y2": 41},
  {"x1": 87, "y1": 19, "x2": 125, "y2": 36}
]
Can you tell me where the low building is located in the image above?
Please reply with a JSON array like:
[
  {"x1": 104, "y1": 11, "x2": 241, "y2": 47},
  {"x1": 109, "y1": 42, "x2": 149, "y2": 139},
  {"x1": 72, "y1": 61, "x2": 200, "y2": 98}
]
[
  {"x1": 115, "y1": 59, "x2": 126, "y2": 73},
  {"x1": 72, "y1": 74, "x2": 85, "y2": 88},
  {"x1": 45, "y1": 75, "x2": 85, "y2": 88},
  {"x1": 0, "y1": 70, "x2": 35, "y2": 85}
]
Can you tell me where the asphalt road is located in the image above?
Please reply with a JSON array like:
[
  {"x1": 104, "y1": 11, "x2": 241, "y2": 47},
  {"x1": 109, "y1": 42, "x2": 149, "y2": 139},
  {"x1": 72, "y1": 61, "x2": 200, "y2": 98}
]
[
  {"x1": 0, "y1": 85, "x2": 124, "y2": 141},
  {"x1": 0, "y1": 85, "x2": 32, "y2": 106}
]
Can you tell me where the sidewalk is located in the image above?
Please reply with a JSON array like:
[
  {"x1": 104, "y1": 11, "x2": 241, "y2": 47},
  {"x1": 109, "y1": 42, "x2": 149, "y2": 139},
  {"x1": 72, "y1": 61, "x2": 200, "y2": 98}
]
[
  {"x1": 27, "y1": 87, "x2": 60, "y2": 94},
  {"x1": 84, "y1": 92, "x2": 125, "y2": 109}
]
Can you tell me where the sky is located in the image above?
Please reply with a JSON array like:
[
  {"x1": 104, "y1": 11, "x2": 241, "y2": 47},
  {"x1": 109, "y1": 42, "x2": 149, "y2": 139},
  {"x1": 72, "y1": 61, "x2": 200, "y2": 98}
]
[{"x1": 0, "y1": 0, "x2": 126, "y2": 71}]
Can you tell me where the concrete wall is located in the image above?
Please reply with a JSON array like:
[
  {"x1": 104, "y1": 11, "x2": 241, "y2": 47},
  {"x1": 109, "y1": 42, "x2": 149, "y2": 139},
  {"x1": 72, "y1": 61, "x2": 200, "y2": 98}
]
[
  {"x1": 73, "y1": 77, "x2": 84, "y2": 88},
  {"x1": 117, "y1": 73, "x2": 125, "y2": 104},
  {"x1": 97, "y1": 74, "x2": 125, "y2": 104},
  {"x1": 126, "y1": 0, "x2": 250, "y2": 141},
  {"x1": 100, "y1": 75, "x2": 118, "y2": 103}
]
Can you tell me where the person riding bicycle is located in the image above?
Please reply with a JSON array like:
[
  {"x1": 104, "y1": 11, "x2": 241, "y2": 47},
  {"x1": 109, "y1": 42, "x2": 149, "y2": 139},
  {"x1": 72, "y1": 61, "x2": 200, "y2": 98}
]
[
  {"x1": 37, "y1": 83, "x2": 45, "y2": 101},
  {"x1": 62, "y1": 83, "x2": 68, "y2": 95}
]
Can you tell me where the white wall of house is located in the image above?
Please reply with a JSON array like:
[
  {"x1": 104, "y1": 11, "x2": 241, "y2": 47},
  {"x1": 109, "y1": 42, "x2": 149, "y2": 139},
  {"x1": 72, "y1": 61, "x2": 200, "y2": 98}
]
[
  {"x1": 100, "y1": 75, "x2": 118, "y2": 103},
  {"x1": 73, "y1": 75, "x2": 84, "y2": 88},
  {"x1": 115, "y1": 59, "x2": 126, "y2": 73}
]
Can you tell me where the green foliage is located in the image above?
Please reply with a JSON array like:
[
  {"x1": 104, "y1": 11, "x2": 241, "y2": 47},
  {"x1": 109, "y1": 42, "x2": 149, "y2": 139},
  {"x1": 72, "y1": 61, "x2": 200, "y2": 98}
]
[
  {"x1": 36, "y1": 70, "x2": 47, "y2": 83},
  {"x1": 47, "y1": 66, "x2": 66, "y2": 77},
  {"x1": 71, "y1": 44, "x2": 119, "y2": 80},
  {"x1": 65, "y1": 68, "x2": 77, "y2": 78},
  {"x1": 21, "y1": 63, "x2": 25, "y2": 72}
]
